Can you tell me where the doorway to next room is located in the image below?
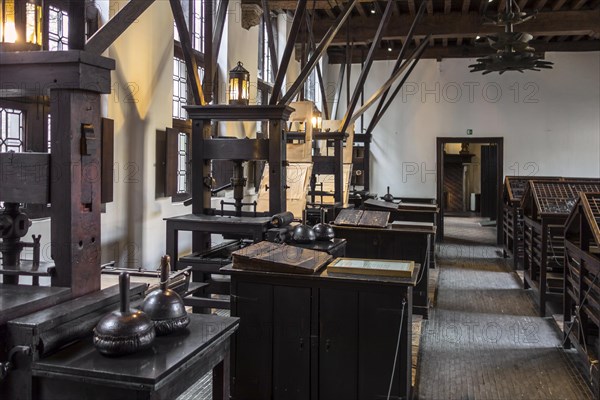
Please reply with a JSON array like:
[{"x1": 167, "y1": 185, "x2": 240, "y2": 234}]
[{"x1": 436, "y1": 137, "x2": 504, "y2": 244}]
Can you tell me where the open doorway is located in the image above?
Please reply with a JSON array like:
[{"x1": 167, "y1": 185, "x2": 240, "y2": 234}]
[{"x1": 436, "y1": 137, "x2": 504, "y2": 244}]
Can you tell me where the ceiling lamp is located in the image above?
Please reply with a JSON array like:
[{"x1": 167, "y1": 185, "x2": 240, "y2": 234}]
[
  {"x1": 469, "y1": 0, "x2": 553, "y2": 74},
  {"x1": 0, "y1": 0, "x2": 43, "y2": 51}
]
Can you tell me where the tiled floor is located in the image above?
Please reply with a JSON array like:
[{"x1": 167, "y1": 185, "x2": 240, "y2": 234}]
[{"x1": 415, "y1": 217, "x2": 593, "y2": 399}]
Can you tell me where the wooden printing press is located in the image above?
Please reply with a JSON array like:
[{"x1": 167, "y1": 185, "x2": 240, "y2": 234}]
[
  {"x1": 0, "y1": 51, "x2": 238, "y2": 400},
  {"x1": 563, "y1": 192, "x2": 600, "y2": 398},
  {"x1": 521, "y1": 179, "x2": 600, "y2": 316}
]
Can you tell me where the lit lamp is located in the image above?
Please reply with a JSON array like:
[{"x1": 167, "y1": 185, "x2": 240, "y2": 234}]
[
  {"x1": 311, "y1": 109, "x2": 322, "y2": 132},
  {"x1": 228, "y1": 61, "x2": 250, "y2": 105},
  {"x1": 0, "y1": 0, "x2": 43, "y2": 51}
]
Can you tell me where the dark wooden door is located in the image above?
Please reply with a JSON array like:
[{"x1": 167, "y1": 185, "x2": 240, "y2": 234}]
[
  {"x1": 273, "y1": 285, "x2": 311, "y2": 400},
  {"x1": 358, "y1": 290, "x2": 412, "y2": 400},
  {"x1": 481, "y1": 144, "x2": 498, "y2": 220},
  {"x1": 319, "y1": 288, "x2": 358, "y2": 400},
  {"x1": 232, "y1": 282, "x2": 273, "y2": 399}
]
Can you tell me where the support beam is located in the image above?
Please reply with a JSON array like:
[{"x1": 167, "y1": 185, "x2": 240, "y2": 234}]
[
  {"x1": 262, "y1": 0, "x2": 279, "y2": 78},
  {"x1": 279, "y1": 0, "x2": 359, "y2": 105},
  {"x1": 340, "y1": 0, "x2": 395, "y2": 134},
  {"x1": 346, "y1": 37, "x2": 429, "y2": 128},
  {"x1": 270, "y1": 0, "x2": 308, "y2": 104},
  {"x1": 332, "y1": 63, "x2": 346, "y2": 119},
  {"x1": 85, "y1": 0, "x2": 155, "y2": 54},
  {"x1": 203, "y1": 0, "x2": 214, "y2": 103},
  {"x1": 370, "y1": 49, "x2": 424, "y2": 129},
  {"x1": 68, "y1": 0, "x2": 86, "y2": 50},
  {"x1": 211, "y1": 0, "x2": 230, "y2": 102},
  {"x1": 310, "y1": 10, "x2": 600, "y2": 44},
  {"x1": 367, "y1": 1, "x2": 426, "y2": 135},
  {"x1": 170, "y1": 0, "x2": 205, "y2": 105},
  {"x1": 305, "y1": 12, "x2": 330, "y2": 118}
]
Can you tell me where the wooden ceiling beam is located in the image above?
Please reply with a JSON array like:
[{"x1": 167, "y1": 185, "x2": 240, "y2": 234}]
[
  {"x1": 170, "y1": 0, "x2": 205, "y2": 105},
  {"x1": 571, "y1": 0, "x2": 588, "y2": 9},
  {"x1": 243, "y1": 0, "x2": 371, "y2": 8},
  {"x1": 270, "y1": 0, "x2": 308, "y2": 103},
  {"x1": 552, "y1": 0, "x2": 569, "y2": 9},
  {"x1": 445, "y1": 0, "x2": 452, "y2": 13},
  {"x1": 518, "y1": 0, "x2": 529, "y2": 9},
  {"x1": 327, "y1": 38, "x2": 600, "y2": 61},
  {"x1": 461, "y1": 0, "x2": 471, "y2": 13},
  {"x1": 408, "y1": 0, "x2": 416, "y2": 14},
  {"x1": 534, "y1": 0, "x2": 548, "y2": 10},
  {"x1": 356, "y1": 2, "x2": 368, "y2": 16},
  {"x1": 309, "y1": 10, "x2": 600, "y2": 44}
]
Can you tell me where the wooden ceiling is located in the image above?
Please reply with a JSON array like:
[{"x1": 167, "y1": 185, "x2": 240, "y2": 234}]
[{"x1": 244, "y1": 0, "x2": 600, "y2": 62}]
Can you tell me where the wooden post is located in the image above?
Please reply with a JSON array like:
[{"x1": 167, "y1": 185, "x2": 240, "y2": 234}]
[{"x1": 50, "y1": 89, "x2": 102, "y2": 297}]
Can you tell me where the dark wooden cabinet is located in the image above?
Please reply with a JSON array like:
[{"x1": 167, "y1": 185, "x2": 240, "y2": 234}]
[{"x1": 225, "y1": 266, "x2": 416, "y2": 400}]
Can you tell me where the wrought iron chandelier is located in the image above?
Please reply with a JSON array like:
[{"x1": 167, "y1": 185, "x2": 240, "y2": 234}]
[{"x1": 469, "y1": 0, "x2": 553, "y2": 74}]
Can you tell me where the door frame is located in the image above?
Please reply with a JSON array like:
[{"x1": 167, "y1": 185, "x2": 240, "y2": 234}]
[{"x1": 436, "y1": 137, "x2": 504, "y2": 244}]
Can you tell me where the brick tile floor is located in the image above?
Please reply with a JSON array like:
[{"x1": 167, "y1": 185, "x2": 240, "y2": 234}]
[{"x1": 415, "y1": 217, "x2": 593, "y2": 400}]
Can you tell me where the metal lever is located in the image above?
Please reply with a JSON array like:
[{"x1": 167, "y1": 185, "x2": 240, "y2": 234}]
[{"x1": 0, "y1": 346, "x2": 31, "y2": 381}]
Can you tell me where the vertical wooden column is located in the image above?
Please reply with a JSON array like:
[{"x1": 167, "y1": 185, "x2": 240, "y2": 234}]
[
  {"x1": 268, "y1": 119, "x2": 286, "y2": 213},
  {"x1": 191, "y1": 117, "x2": 212, "y2": 252},
  {"x1": 334, "y1": 137, "x2": 343, "y2": 204},
  {"x1": 49, "y1": 89, "x2": 101, "y2": 297}
]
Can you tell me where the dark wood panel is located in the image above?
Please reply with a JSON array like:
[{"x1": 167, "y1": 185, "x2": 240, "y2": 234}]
[
  {"x1": 359, "y1": 290, "x2": 411, "y2": 400},
  {"x1": 101, "y1": 118, "x2": 114, "y2": 203},
  {"x1": 0, "y1": 153, "x2": 50, "y2": 204},
  {"x1": 232, "y1": 282, "x2": 273, "y2": 399},
  {"x1": 273, "y1": 285, "x2": 311, "y2": 400},
  {"x1": 319, "y1": 288, "x2": 358, "y2": 400},
  {"x1": 165, "y1": 128, "x2": 179, "y2": 197}
]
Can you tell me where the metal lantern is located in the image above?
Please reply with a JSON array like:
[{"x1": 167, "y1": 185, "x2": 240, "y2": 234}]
[
  {"x1": 311, "y1": 108, "x2": 322, "y2": 131},
  {"x1": 0, "y1": 0, "x2": 43, "y2": 51},
  {"x1": 228, "y1": 61, "x2": 250, "y2": 105}
]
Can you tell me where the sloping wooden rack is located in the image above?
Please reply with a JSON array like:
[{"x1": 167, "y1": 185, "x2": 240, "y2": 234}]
[
  {"x1": 502, "y1": 176, "x2": 561, "y2": 269},
  {"x1": 521, "y1": 180, "x2": 600, "y2": 316},
  {"x1": 563, "y1": 192, "x2": 600, "y2": 398}
]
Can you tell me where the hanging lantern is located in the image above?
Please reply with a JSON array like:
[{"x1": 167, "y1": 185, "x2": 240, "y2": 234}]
[
  {"x1": 311, "y1": 108, "x2": 322, "y2": 131},
  {"x1": 0, "y1": 0, "x2": 43, "y2": 51},
  {"x1": 228, "y1": 61, "x2": 250, "y2": 106}
]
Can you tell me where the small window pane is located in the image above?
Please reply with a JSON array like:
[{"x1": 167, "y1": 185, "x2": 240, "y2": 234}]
[
  {"x1": 0, "y1": 108, "x2": 24, "y2": 152},
  {"x1": 177, "y1": 132, "x2": 188, "y2": 194},
  {"x1": 48, "y1": 6, "x2": 69, "y2": 51},
  {"x1": 173, "y1": 57, "x2": 188, "y2": 120}
]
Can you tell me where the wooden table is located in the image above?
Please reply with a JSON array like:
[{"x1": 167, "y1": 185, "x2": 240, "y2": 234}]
[
  {"x1": 224, "y1": 263, "x2": 417, "y2": 400},
  {"x1": 0, "y1": 284, "x2": 71, "y2": 325},
  {"x1": 332, "y1": 223, "x2": 434, "y2": 318},
  {"x1": 31, "y1": 314, "x2": 239, "y2": 400},
  {"x1": 164, "y1": 214, "x2": 272, "y2": 271}
]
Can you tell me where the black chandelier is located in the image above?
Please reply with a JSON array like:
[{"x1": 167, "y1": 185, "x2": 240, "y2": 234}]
[{"x1": 469, "y1": 0, "x2": 553, "y2": 74}]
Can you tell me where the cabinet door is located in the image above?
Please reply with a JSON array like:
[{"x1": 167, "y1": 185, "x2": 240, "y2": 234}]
[
  {"x1": 273, "y1": 285, "x2": 311, "y2": 400},
  {"x1": 358, "y1": 290, "x2": 412, "y2": 400},
  {"x1": 232, "y1": 282, "x2": 273, "y2": 400},
  {"x1": 319, "y1": 288, "x2": 358, "y2": 400}
]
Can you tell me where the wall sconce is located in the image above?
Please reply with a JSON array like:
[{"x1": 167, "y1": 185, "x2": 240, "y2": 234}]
[
  {"x1": 0, "y1": 0, "x2": 43, "y2": 51},
  {"x1": 228, "y1": 61, "x2": 250, "y2": 106}
]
